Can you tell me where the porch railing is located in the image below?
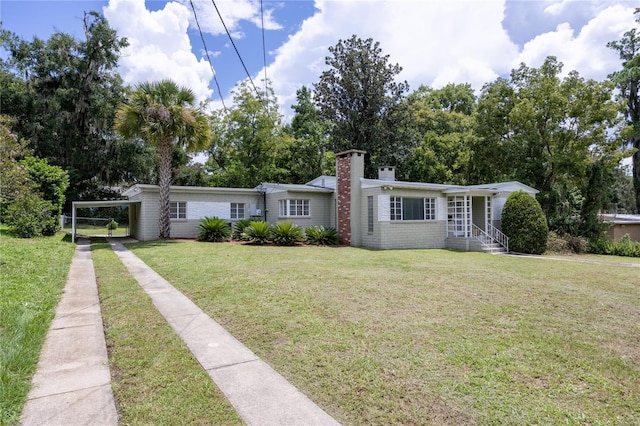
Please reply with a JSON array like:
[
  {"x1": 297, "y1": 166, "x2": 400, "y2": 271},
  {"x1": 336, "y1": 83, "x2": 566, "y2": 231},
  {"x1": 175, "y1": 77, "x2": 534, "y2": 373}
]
[{"x1": 471, "y1": 223, "x2": 509, "y2": 253}]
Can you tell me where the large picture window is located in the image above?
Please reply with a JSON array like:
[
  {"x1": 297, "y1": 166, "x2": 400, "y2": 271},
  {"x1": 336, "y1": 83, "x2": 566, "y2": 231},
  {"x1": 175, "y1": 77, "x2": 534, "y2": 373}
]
[
  {"x1": 279, "y1": 199, "x2": 310, "y2": 217},
  {"x1": 170, "y1": 201, "x2": 187, "y2": 219},
  {"x1": 390, "y1": 197, "x2": 437, "y2": 221},
  {"x1": 230, "y1": 203, "x2": 245, "y2": 219}
]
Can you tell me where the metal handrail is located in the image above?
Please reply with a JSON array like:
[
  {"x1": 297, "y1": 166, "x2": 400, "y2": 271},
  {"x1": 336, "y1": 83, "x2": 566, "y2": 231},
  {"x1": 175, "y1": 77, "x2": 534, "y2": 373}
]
[
  {"x1": 471, "y1": 223, "x2": 509, "y2": 253},
  {"x1": 487, "y1": 223, "x2": 509, "y2": 253}
]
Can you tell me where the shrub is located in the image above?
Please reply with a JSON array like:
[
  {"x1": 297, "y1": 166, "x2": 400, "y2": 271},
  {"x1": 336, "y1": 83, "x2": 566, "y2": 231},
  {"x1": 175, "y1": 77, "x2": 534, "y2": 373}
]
[
  {"x1": 271, "y1": 222, "x2": 304, "y2": 246},
  {"x1": 502, "y1": 191, "x2": 549, "y2": 254},
  {"x1": 242, "y1": 221, "x2": 272, "y2": 245},
  {"x1": 197, "y1": 217, "x2": 231, "y2": 242},
  {"x1": 305, "y1": 226, "x2": 339, "y2": 246},
  {"x1": 107, "y1": 220, "x2": 119, "y2": 230},
  {"x1": 589, "y1": 234, "x2": 640, "y2": 258},
  {"x1": 232, "y1": 218, "x2": 253, "y2": 240},
  {"x1": 6, "y1": 192, "x2": 58, "y2": 238}
]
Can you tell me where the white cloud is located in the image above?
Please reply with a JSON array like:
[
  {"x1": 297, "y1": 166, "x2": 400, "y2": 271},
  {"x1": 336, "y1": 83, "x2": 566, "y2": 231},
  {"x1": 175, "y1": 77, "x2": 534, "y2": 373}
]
[
  {"x1": 104, "y1": 0, "x2": 214, "y2": 102},
  {"x1": 261, "y1": 0, "x2": 519, "y2": 117},
  {"x1": 515, "y1": 4, "x2": 637, "y2": 80}
]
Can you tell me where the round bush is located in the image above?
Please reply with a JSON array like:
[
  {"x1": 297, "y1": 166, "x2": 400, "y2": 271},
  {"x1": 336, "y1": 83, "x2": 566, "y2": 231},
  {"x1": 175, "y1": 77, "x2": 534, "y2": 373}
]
[
  {"x1": 501, "y1": 191, "x2": 548, "y2": 254},
  {"x1": 197, "y1": 217, "x2": 231, "y2": 242}
]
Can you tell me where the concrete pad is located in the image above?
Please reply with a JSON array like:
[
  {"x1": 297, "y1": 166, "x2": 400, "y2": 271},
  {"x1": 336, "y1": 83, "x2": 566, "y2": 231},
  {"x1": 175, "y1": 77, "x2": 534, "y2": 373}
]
[
  {"x1": 210, "y1": 360, "x2": 340, "y2": 426},
  {"x1": 20, "y1": 385, "x2": 118, "y2": 426},
  {"x1": 20, "y1": 239, "x2": 117, "y2": 425},
  {"x1": 176, "y1": 312, "x2": 258, "y2": 370}
]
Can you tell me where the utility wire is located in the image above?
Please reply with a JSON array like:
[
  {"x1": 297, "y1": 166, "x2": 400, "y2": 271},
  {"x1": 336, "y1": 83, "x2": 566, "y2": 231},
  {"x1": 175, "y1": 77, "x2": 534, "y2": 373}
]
[
  {"x1": 260, "y1": 0, "x2": 268, "y2": 95},
  {"x1": 189, "y1": 0, "x2": 227, "y2": 111},
  {"x1": 210, "y1": 0, "x2": 274, "y2": 124}
]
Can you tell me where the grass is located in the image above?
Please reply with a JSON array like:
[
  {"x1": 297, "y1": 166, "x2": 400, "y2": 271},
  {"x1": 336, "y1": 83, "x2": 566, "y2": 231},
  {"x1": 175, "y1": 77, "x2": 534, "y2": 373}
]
[
  {"x1": 71, "y1": 223, "x2": 129, "y2": 237},
  {"x1": 91, "y1": 243, "x2": 243, "y2": 425},
  {"x1": 127, "y1": 241, "x2": 640, "y2": 425},
  {"x1": 0, "y1": 228, "x2": 76, "y2": 426}
]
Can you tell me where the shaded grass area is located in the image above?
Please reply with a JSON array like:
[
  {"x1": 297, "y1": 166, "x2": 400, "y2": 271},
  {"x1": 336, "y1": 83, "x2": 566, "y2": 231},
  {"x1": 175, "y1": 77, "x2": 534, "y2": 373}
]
[
  {"x1": 0, "y1": 229, "x2": 76, "y2": 426},
  {"x1": 129, "y1": 241, "x2": 640, "y2": 425},
  {"x1": 91, "y1": 243, "x2": 242, "y2": 425}
]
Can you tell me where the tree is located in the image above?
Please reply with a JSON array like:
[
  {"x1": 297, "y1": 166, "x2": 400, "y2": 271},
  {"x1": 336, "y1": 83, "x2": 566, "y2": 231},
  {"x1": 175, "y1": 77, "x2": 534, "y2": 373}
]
[
  {"x1": 502, "y1": 191, "x2": 549, "y2": 254},
  {"x1": 608, "y1": 9, "x2": 640, "y2": 212},
  {"x1": 474, "y1": 57, "x2": 623, "y2": 223},
  {"x1": 206, "y1": 80, "x2": 290, "y2": 187},
  {"x1": 1, "y1": 14, "x2": 156, "y2": 206},
  {"x1": 282, "y1": 86, "x2": 333, "y2": 183},
  {"x1": 313, "y1": 35, "x2": 411, "y2": 177},
  {"x1": 115, "y1": 79, "x2": 211, "y2": 239},
  {"x1": 404, "y1": 84, "x2": 477, "y2": 184}
]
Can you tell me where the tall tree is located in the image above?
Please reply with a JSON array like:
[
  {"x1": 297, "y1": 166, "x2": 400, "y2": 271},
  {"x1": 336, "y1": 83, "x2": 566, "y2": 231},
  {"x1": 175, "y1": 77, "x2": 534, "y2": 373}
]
[
  {"x1": 206, "y1": 80, "x2": 290, "y2": 187},
  {"x1": 0, "y1": 14, "x2": 156, "y2": 205},
  {"x1": 313, "y1": 35, "x2": 411, "y2": 177},
  {"x1": 115, "y1": 79, "x2": 211, "y2": 239},
  {"x1": 608, "y1": 9, "x2": 640, "y2": 212},
  {"x1": 282, "y1": 86, "x2": 333, "y2": 183},
  {"x1": 474, "y1": 57, "x2": 623, "y2": 223},
  {"x1": 403, "y1": 84, "x2": 477, "y2": 184}
]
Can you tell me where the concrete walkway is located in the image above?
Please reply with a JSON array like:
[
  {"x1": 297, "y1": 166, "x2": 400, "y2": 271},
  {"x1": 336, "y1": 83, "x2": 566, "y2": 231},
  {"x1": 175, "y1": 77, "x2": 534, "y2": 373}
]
[
  {"x1": 20, "y1": 239, "x2": 118, "y2": 426},
  {"x1": 21, "y1": 237, "x2": 339, "y2": 425},
  {"x1": 108, "y1": 239, "x2": 339, "y2": 425}
]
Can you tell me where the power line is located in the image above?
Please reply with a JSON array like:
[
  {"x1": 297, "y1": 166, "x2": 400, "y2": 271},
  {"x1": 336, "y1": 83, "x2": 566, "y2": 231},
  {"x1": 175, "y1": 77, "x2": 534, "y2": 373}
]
[
  {"x1": 189, "y1": 0, "x2": 227, "y2": 111},
  {"x1": 260, "y1": 0, "x2": 268, "y2": 95},
  {"x1": 210, "y1": 0, "x2": 272, "y2": 119}
]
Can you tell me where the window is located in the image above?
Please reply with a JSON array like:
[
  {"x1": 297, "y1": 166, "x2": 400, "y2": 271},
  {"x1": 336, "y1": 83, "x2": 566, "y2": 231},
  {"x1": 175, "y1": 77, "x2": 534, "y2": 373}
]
[
  {"x1": 170, "y1": 201, "x2": 186, "y2": 219},
  {"x1": 367, "y1": 196, "x2": 374, "y2": 233},
  {"x1": 279, "y1": 199, "x2": 310, "y2": 217},
  {"x1": 390, "y1": 197, "x2": 437, "y2": 221},
  {"x1": 230, "y1": 203, "x2": 245, "y2": 219}
]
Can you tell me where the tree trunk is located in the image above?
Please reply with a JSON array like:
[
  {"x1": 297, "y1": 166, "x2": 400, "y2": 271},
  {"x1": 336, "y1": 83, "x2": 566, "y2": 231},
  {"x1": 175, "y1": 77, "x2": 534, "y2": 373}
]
[{"x1": 157, "y1": 138, "x2": 173, "y2": 239}]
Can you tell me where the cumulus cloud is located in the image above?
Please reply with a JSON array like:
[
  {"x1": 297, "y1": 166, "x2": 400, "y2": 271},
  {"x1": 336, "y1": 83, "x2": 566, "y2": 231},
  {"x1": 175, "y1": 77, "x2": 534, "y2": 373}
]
[
  {"x1": 261, "y1": 0, "x2": 519, "y2": 117},
  {"x1": 515, "y1": 4, "x2": 637, "y2": 80},
  {"x1": 104, "y1": 0, "x2": 214, "y2": 102}
]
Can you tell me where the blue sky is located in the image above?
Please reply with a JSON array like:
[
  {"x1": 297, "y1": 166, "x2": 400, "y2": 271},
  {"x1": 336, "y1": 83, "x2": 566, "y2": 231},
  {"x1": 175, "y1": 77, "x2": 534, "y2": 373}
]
[{"x1": 2, "y1": 0, "x2": 639, "y2": 119}]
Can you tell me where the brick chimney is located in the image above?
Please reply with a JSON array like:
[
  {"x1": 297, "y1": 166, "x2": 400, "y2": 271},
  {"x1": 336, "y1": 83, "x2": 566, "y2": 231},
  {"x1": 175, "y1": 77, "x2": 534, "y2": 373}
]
[{"x1": 336, "y1": 150, "x2": 366, "y2": 246}]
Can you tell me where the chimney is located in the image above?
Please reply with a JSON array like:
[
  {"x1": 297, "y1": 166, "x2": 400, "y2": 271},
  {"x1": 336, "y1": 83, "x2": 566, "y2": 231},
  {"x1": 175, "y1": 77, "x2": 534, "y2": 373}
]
[
  {"x1": 335, "y1": 150, "x2": 366, "y2": 246},
  {"x1": 378, "y1": 166, "x2": 395, "y2": 181}
]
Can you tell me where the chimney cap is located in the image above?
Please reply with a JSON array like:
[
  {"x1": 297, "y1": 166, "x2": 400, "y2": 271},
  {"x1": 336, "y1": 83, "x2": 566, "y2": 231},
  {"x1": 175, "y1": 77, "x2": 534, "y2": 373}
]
[{"x1": 335, "y1": 149, "x2": 367, "y2": 158}]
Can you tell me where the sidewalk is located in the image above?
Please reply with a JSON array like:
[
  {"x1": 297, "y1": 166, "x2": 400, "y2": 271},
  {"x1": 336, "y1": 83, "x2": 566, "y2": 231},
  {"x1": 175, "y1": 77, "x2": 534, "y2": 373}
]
[
  {"x1": 108, "y1": 239, "x2": 339, "y2": 425},
  {"x1": 20, "y1": 239, "x2": 118, "y2": 426},
  {"x1": 21, "y1": 238, "x2": 339, "y2": 425}
]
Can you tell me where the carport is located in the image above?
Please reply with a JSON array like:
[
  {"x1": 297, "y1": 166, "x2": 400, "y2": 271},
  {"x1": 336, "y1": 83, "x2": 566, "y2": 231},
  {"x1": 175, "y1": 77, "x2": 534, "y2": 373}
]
[{"x1": 71, "y1": 200, "x2": 140, "y2": 243}]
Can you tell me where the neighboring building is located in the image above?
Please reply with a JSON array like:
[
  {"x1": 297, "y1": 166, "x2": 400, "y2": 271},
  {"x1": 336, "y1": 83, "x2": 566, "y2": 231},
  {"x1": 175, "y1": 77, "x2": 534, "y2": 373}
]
[
  {"x1": 73, "y1": 150, "x2": 538, "y2": 252},
  {"x1": 600, "y1": 214, "x2": 640, "y2": 242}
]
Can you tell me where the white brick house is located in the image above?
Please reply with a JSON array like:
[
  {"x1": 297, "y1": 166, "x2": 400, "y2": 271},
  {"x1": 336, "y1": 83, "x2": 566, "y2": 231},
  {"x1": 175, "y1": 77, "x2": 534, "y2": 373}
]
[{"x1": 74, "y1": 149, "x2": 537, "y2": 251}]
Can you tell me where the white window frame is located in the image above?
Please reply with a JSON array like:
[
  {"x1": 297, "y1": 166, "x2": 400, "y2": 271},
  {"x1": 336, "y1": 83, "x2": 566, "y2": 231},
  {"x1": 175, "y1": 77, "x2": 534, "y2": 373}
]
[
  {"x1": 170, "y1": 201, "x2": 187, "y2": 220},
  {"x1": 230, "y1": 203, "x2": 245, "y2": 220},
  {"x1": 279, "y1": 199, "x2": 310, "y2": 217},
  {"x1": 390, "y1": 197, "x2": 437, "y2": 221}
]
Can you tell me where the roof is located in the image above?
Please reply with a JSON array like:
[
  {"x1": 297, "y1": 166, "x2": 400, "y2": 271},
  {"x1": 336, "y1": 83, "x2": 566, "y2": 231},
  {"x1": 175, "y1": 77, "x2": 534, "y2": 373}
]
[
  {"x1": 122, "y1": 184, "x2": 259, "y2": 197},
  {"x1": 600, "y1": 214, "x2": 640, "y2": 225},
  {"x1": 259, "y1": 182, "x2": 333, "y2": 194},
  {"x1": 72, "y1": 200, "x2": 140, "y2": 209}
]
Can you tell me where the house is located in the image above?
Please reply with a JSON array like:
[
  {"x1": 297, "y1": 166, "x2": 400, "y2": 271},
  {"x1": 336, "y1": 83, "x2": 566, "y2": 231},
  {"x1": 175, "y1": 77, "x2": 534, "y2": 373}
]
[
  {"x1": 72, "y1": 150, "x2": 538, "y2": 252},
  {"x1": 600, "y1": 213, "x2": 640, "y2": 242}
]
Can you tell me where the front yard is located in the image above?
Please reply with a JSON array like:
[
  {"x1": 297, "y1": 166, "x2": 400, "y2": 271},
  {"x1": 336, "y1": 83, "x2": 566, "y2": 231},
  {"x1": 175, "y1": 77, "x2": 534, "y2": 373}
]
[
  {"x1": 126, "y1": 241, "x2": 639, "y2": 425},
  {"x1": 2, "y1": 229, "x2": 638, "y2": 425}
]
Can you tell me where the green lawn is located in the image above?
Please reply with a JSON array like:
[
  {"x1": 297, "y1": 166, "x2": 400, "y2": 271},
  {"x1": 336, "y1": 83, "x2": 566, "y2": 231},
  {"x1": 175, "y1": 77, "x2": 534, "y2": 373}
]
[
  {"x1": 126, "y1": 241, "x2": 640, "y2": 425},
  {"x1": 92, "y1": 243, "x2": 242, "y2": 424},
  {"x1": 0, "y1": 229, "x2": 76, "y2": 426}
]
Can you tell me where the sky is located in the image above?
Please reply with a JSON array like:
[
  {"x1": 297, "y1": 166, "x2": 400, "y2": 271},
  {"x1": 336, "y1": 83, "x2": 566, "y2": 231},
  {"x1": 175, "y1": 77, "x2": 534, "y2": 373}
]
[{"x1": 1, "y1": 0, "x2": 639, "y2": 121}]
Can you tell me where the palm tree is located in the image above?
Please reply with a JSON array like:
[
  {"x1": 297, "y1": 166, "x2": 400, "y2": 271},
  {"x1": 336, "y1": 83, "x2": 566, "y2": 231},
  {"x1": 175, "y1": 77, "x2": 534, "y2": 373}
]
[{"x1": 115, "y1": 80, "x2": 211, "y2": 239}]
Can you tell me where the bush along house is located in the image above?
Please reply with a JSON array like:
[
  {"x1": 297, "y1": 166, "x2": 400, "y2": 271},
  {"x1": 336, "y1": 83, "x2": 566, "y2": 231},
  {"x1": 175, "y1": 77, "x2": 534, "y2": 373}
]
[{"x1": 74, "y1": 149, "x2": 537, "y2": 252}]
